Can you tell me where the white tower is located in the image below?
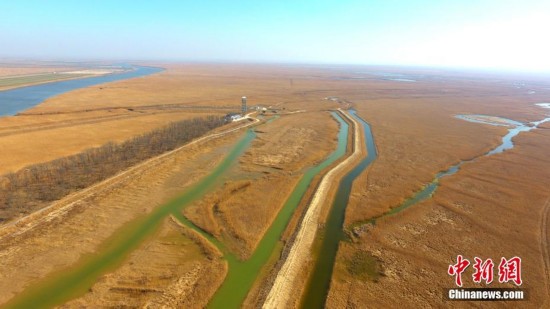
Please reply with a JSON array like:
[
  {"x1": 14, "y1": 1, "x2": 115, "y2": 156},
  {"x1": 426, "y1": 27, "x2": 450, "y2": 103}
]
[{"x1": 241, "y1": 96, "x2": 247, "y2": 115}]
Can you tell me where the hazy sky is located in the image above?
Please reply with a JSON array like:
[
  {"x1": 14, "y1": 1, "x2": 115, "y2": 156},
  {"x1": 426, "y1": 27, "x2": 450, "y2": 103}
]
[{"x1": 2, "y1": 0, "x2": 550, "y2": 72}]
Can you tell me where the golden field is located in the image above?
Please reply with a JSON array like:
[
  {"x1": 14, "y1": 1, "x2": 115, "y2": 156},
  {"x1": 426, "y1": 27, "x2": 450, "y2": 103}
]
[
  {"x1": 0, "y1": 124, "x2": 242, "y2": 306},
  {"x1": 0, "y1": 65, "x2": 82, "y2": 77},
  {"x1": 184, "y1": 111, "x2": 339, "y2": 259},
  {"x1": 327, "y1": 70, "x2": 550, "y2": 308},
  {"x1": 1, "y1": 63, "x2": 549, "y2": 307}
]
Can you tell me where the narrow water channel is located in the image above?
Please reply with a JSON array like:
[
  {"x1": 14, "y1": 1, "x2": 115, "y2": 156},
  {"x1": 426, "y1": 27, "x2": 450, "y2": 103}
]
[
  {"x1": 3, "y1": 129, "x2": 256, "y2": 309},
  {"x1": 301, "y1": 110, "x2": 377, "y2": 308},
  {"x1": 3, "y1": 111, "x2": 350, "y2": 309},
  {"x1": 206, "y1": 111, "x2": 349, "y2": 308},
  {"x1": 364, "y1": 112, "x2": 550, "y2": 225},
  {"x1": 300, "y1": 109, "x2": 550, "y2": 308}
]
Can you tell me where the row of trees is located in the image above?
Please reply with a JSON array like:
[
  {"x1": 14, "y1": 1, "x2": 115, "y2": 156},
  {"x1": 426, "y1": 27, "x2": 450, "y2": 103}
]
[{"x1": 0, "y1": 115, "x2": 226, "y2": 222}]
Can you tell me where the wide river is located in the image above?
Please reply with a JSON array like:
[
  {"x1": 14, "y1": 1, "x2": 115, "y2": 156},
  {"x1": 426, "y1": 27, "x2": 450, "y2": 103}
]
[{"x1": 0, "y1": 65, "x2": 163, "y2": 116}]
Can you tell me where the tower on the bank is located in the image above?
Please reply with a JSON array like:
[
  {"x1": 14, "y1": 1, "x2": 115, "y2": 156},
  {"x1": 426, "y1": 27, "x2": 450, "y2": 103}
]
[{"x1": 241, "y1": 96, "x2": 247, "y2": 115}]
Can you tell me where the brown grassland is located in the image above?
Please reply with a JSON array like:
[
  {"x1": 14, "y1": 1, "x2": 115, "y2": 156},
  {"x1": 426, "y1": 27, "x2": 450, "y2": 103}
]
[
  {"x1": 0, "y1": 63, "x2": 88, "y2": 91},
  {"x1": 0, "y1": 65, "x2": 82, "y2": 77},
  {"x1": 0, "y1": 109, "x2": 224, "y2": 175},
  {"x1": 0, "y1": 63, "x2": 342, "y2": 306},
  {"x1": 184, "y1": 111, "x2": 338, "y2": 259},
  {"x1": 326, "y1": 71, "x2": 550, "y2": 308},
  {"x1": 1, "y1": 63, "x2": 549, "y2": 307},
  {"x1": 0, "y1": 123, "x2": 242, "y2": 306},
  {"x1": 0, "y1": 116, "x2": 225, "y2": 224},
  {"x1": 60, "y1": 217, "x2": 227, "y2": 309}
]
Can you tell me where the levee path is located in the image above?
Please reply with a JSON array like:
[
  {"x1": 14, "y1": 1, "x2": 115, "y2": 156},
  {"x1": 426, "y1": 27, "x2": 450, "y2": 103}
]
[
  {"x1": 0, "y1": 115, "x2": 259, "y2": 243},
  {"x1": 262, "y1": 109, "x2": 364, "y2": 308}
]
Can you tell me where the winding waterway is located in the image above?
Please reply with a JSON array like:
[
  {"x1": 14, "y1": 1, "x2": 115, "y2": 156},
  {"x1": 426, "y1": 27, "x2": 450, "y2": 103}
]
[
  {"x1": 206, "y1": 111, "x2": 349, "y2": 308},
  {"x1": 301, "y1": 110, "x2": 377, "y2": 308},
  {"x1": 302, "y1": 108, "x2": 550, "y2": 308},
  {"x1": 3, "y1": 111, "x2": 351, "y2": 308},
  {"x1": 3, "y1": 129, "x2": 256, "y2": 309},
  {"x1": 0, "y1": 65, "x2": 163, "y2": 116},
  {"x1": 366, "y1": 111, "x2": 550, "y2": 224}
]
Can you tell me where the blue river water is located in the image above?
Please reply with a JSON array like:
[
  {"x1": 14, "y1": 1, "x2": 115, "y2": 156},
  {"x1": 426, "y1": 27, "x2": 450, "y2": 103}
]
[
  {"x1": 0, "y1": 66, "x2": 164, "y2": 116},
  {"x1": 366, "y1": 112, "x2": 550, "y2": 223}
]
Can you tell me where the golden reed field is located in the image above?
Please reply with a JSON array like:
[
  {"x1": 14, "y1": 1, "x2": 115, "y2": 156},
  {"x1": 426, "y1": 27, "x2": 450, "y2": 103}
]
[{"x1": 0, "y1": 63, "x2": 549, "y2": 307}]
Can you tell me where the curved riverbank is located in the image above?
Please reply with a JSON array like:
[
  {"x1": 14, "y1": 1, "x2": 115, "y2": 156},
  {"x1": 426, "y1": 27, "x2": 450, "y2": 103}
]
[
  {"x1": 1, "y1": 119, "x2": 258, "y2": 308},
  {"x1": 359, "y1": 110, "x2": 550, "y2": 227},
  {"x1": 206, "y1": 111, "x2": 349, "y2": 308},
  {"x1": 0, "y1": 65, "x2": 163, "y2": 116},
  {"x1": 263, "y1": 109, "x2": 370, "y2": 309}
]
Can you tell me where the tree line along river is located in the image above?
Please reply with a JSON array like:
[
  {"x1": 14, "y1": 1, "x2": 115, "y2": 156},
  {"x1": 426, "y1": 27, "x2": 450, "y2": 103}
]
[{"x1": 1, "y1": 66, "x2": 383, "y2": 308}]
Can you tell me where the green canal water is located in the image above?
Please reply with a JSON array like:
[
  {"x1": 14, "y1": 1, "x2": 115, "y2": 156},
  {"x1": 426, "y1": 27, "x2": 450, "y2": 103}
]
[
  {"x1": 206, "y1": 111, "x2": 349, "y2": 308},
  {"x1": 301, "y1": 110, "x2": 378, "y2": 308},
  {"x1": 4, "y1": 111, "x2": 350, "y2": 309},
  {"x1": 301, "y1": 109, "x2": 544, "y2": 308},
  {"x1": 3, "y1": 129, "x2": 256, "y2": 309},
  {"x1": 349, "y1": 164, "x2": 461, "y2": 230}
]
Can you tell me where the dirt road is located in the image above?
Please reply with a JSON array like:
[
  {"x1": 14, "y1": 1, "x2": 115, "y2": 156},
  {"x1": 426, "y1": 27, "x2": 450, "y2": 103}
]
[
  {"x1": 262, "y1": 109, "x2": 365, "y2": 308},
  {"x1": 0, "y1": 115, "x2": 259, "y2": 243}
]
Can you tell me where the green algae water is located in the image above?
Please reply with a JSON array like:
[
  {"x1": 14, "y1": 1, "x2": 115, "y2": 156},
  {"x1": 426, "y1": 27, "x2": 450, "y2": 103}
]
[
  {"x1": 5, "y1": 111, "x2": 349, "y2": 309},
  {"x1": 301, "y1": 110, "x2": 378, "y2": 308},
  {"x1": 206, "y1": 112, "x2": 349, "y2": 309},
  {"x1": 375, "y1": 164, "x2": 460, "y2": 220},
  {"x1": 299, "y1": 109, "x2": 550, "y2": 308},
  {"x1": 3, "y1": 129, "x2": 256, "y2": 309}
]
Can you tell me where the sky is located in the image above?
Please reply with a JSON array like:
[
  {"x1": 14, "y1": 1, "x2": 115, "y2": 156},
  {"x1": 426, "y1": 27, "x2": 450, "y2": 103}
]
[{"x1": 1, "y1": 0, "x2": 550, "y2": 72}]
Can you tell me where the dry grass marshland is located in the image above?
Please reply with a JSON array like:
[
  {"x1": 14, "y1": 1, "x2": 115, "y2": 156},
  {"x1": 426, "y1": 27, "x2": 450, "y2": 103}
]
[
  {"x1": 1, "y1": 63, "x2": 549, "y2": 307},
  {"x1": 327, "y1": 70, "x2": 550, "y2": 308},
  {"x1": 184, "y1": 111, "x2": 339, "y2": 259}
]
